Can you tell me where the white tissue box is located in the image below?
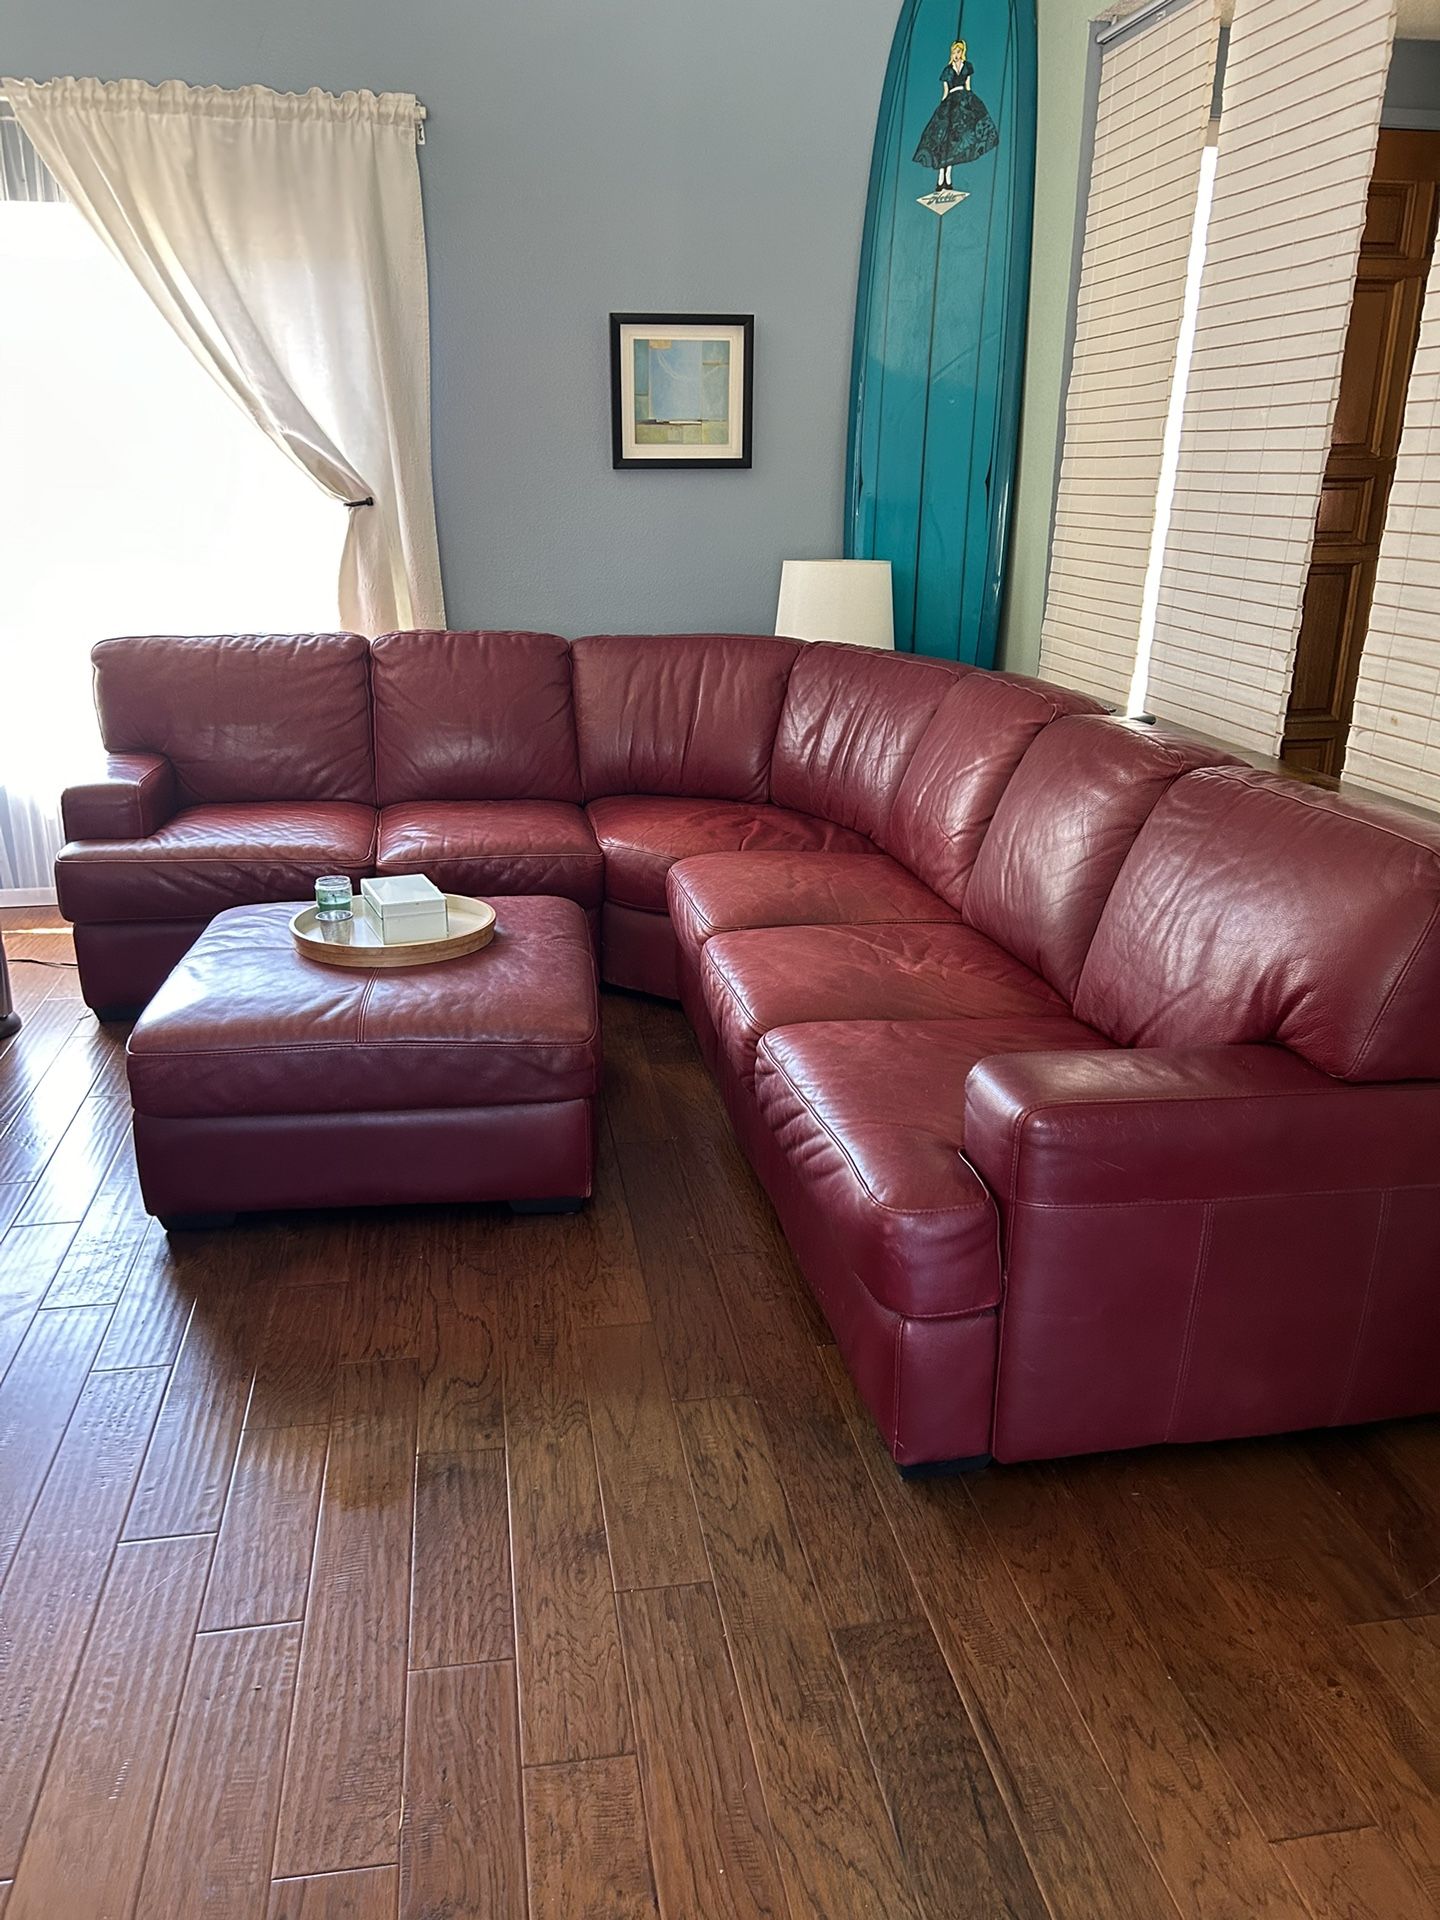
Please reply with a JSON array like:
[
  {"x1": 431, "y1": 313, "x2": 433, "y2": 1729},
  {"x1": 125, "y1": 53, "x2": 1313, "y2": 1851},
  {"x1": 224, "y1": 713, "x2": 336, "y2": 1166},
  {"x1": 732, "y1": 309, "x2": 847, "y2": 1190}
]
[{"x1": 359, "y1": 875, "x2": 450, "y2": 945}]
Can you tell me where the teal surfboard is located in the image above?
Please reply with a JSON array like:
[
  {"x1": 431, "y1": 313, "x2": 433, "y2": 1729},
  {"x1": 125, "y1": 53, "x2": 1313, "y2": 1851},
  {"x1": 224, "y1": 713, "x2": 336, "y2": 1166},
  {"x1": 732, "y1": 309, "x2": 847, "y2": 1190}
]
[{"x1": 846, "y1": 0, "x2": 1036, "y2": 664}]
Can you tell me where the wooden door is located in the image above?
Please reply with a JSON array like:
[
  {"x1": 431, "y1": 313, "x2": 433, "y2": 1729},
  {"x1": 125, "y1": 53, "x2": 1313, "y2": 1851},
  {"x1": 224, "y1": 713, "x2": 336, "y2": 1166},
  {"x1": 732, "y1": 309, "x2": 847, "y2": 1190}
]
[{"x1": 1282, "y1": 129, "x2": 1440, "y2": 776}]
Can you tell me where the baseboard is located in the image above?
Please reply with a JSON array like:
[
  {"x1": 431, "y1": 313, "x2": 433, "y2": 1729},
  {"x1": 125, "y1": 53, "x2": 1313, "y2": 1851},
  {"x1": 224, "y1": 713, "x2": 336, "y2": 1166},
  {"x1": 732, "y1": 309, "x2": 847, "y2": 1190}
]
[{"x1": 0, "y1": 888, "x2": 58, "y2": 908}]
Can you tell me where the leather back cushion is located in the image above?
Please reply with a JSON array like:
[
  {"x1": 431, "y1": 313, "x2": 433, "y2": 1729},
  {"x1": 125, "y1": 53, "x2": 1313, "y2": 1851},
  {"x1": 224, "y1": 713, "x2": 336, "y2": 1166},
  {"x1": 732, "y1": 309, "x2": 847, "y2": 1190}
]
[
  {"x1": 884, "y1": 672, "x2": 1101, "y2": 907},
  {"x1": 371, "y1": 630, "x2": 580, "y2": 804},
  {"x1": 964, "y1": 718, "x2": 1239, "y2": 1001},
  {"x1": 92, "y1": 633, "x2": 374, "y2": 806},
  {"x1": 769, "y1": 645, "x2": 961, "y2": 839},
  {"x1": 571, "y1": 633, "x2": 799, "y2": 801},
  {"x1": 1075, "y1": 768, "x2": 1440, "y2": 1081}
]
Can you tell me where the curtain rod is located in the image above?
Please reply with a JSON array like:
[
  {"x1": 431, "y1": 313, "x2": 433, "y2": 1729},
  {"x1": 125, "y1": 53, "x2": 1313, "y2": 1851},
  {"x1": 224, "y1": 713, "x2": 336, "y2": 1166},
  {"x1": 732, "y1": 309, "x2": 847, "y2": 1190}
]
[{"x1": 0, "y1": 90, "x2": 429, "y2": 136}]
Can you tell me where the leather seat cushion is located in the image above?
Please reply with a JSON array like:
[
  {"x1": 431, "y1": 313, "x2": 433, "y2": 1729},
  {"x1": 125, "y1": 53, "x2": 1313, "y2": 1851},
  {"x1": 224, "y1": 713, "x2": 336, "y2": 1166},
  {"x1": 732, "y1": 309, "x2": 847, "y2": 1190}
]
[
  {"x1": 55, "y1": 803, "x2": 378, "y2": 924},
  {"x1": 126, "y1": 897, "x2": 600, "y2": 1118},
  {"x1": 587, "y1": 794, "x2": 876, "y2": 913},
  {"x1": 668, "y1": 850, "x2": 957, "y2": 966},
  {"x1": 755, "y1": 1016, "x2": 1114, "y2": 1319},
  {"x1": 376, "y1": 801, "x2": 603, "y2": 907},
  {"x1": 701, "y1": 920, "x2": 1070, "y2": 1091}
]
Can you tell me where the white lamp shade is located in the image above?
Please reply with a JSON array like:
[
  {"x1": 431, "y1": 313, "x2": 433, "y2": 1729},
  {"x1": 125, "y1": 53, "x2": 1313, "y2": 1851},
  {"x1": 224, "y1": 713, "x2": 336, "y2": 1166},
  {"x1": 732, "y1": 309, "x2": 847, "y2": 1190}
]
[{"x1": 775, "y1": 559, "x2": 895, "y2": 649}]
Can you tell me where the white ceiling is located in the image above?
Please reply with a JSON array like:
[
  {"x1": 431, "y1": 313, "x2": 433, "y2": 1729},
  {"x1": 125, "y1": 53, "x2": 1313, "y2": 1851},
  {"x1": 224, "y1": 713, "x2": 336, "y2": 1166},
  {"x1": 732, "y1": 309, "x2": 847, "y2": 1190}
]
[{"x1": 1398, "y1": 0, "x2": 1440, "y2": 36}]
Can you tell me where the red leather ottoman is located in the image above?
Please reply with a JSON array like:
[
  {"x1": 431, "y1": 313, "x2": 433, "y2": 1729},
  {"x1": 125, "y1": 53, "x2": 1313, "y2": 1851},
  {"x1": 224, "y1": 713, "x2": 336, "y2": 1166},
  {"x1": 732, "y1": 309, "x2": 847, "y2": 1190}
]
[{"x1": 125, "y1": 897, "x2": 600, "y2": 1227}]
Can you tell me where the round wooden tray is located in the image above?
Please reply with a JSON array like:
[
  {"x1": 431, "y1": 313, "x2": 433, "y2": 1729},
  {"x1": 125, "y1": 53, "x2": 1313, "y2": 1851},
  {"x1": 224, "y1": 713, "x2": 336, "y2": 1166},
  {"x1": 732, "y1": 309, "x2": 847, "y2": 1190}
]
[{"x1": 289, "y1": 894, "x2": 497, "y2": 969}]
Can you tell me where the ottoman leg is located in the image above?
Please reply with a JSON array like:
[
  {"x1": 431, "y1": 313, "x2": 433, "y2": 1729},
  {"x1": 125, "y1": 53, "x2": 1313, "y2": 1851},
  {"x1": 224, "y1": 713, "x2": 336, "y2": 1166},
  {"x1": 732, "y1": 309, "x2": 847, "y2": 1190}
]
[
  {"x1": 161, "y1": 1212, "x2": 238, "y2": 1233},
  {"x1": 510, "y1": 1197, "x2": 586, "y2": 1215}
]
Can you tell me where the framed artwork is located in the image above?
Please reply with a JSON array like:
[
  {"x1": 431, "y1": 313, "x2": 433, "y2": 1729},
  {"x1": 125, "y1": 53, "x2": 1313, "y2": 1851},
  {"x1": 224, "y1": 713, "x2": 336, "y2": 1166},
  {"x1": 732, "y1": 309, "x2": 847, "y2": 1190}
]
[{"x1": 610, "y1": 313, "x2": 754, "y2": 469}]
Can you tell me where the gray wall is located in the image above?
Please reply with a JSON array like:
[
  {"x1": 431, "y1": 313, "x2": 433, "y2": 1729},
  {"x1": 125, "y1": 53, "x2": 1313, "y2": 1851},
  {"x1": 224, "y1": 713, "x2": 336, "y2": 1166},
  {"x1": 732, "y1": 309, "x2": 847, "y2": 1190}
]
[{"x1": 5, "y1": 0, "x2": 897, "y2": 635}]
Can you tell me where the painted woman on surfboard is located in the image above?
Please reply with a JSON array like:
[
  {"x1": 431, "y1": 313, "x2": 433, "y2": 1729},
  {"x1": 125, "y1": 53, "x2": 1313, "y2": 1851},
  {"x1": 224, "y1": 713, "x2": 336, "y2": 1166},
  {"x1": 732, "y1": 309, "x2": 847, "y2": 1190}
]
[{"x1": 914, "y1": 39, "x2": 1000, "y2": 194}]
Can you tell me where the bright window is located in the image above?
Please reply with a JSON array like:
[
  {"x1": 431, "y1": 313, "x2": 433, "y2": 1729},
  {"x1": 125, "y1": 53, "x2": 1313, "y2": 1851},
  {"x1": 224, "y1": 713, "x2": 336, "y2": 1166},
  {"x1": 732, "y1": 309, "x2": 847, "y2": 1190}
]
[{"x1": 0, "y1": 198, "x2": 342, "y2": 894}]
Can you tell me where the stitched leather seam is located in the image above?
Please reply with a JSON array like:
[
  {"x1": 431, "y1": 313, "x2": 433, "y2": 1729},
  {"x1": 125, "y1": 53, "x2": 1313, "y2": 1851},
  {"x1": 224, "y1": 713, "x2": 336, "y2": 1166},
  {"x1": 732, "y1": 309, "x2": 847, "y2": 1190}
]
[
  {"x1": 757, "y1": 1046, "x2": 993, "y2": 1222},
  {"x1": 986, "y1": 1181, "x2": 1440, "y2": 1210},
  {"x1": 132, "y1": 1034, "x2": 601, "y2": 1057},
  {"x1": 1332, "y1": 1191, "x2": 1390, "y2": 1426},
  {"x1": 384, "y1": 848, "x2": 599, "y2": 862},
  {"x1": 355, "y1": 974, "x2": 377, "y2": 1045},
  {"x1": 700, "y1": 955, "x2": 761, "y2": 1042},
  {"x1": 67, "y1": 853, "x2": 375, "y2": 865},
  {"x1": 1166, "y1": 1201, "x2": 1214, "y2": 1441},
  {"x1": 890, "y1": 1315, "x2": 904, "y2": 1450},
  {"x1": 995, "y1": 1079, "x2": 1360, "y2": 1206}
]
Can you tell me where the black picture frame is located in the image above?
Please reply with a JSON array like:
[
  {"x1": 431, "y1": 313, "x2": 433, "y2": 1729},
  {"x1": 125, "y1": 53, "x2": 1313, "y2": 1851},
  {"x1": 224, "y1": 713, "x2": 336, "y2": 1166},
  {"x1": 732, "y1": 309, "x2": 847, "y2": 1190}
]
[{"x1": 610, "y1": 312, "x2": 754, "y2": 470}]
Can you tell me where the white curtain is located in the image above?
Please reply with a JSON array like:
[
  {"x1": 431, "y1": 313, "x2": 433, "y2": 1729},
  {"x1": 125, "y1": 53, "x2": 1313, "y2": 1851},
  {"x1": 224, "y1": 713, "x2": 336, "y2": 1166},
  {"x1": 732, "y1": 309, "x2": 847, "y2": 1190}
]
[{"x1": 3, "y1": 76, "x2": 445, "y2": 635}]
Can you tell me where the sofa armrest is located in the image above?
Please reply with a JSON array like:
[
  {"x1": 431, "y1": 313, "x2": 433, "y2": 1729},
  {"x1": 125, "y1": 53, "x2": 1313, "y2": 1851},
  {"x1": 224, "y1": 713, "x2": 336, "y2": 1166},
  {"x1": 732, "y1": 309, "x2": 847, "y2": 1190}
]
[
  {"x1": 961, "y1": 1046, "x2": 1440, "y2": 1461},
  {"x1": 61, "y1": 754, "x2": 177, "y2": 841}
]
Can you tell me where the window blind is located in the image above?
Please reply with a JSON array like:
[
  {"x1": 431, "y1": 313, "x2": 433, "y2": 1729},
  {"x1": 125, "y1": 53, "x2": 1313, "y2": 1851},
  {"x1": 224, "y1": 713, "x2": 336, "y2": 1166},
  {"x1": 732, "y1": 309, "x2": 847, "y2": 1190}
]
[
  {"x1": 1345, "y1": 245, "x2": 1440, "y2": 807},
  {"x1": 1037, "y1": 0, "x2": 1221, "y2": 708},
  {"x1": 1143, "y1": 0, "x2": 1397, "y2": 753}
]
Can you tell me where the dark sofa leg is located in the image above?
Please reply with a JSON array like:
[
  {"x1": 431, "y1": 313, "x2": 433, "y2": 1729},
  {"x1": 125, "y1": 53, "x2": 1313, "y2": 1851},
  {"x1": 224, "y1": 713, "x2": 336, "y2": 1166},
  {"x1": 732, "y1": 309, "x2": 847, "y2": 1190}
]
[
  {"x1": 510, "y1": 1196, "x2": 586, "y2": 1215},
  {"x1": 161, "y1": 1212, "x2": 238, "y2": 1233},
  {"x1": 898, "y1": 1452, "x2": 993, "y2": 1480},
  {"x1": 94, "y1": 1006, "x2": 141, "y2": 1025},
  {"x1": 0, "y1": 1012, "x2": 19, "y2": 1041}
]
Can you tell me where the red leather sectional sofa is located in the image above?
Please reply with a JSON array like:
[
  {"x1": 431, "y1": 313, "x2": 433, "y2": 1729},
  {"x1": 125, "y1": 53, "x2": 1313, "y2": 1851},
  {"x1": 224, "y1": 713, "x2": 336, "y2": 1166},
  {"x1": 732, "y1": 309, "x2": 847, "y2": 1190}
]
[{"x1": 57, "y1": 630, "x2": 1440, "y2": 1466}]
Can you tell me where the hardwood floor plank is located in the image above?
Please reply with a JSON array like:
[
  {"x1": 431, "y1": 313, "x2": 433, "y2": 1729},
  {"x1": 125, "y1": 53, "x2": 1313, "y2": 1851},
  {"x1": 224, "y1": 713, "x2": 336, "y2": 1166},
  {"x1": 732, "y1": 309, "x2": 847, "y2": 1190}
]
[
  {"x1": 616, "y1": 1582, "x2": 786, "y2": 1920},
  {"x1": 754, "y1": 1377, "x2": 918, "y2": 1633},
  {"x1": 40, "y1": 1156, "x2": 147, "y2": 1311},
  {"x1": 820, "y1": 1347, "x2": 1183, "y2": 1920},
  {"x1": 0, "y1": 1031, "x2": 114, "y2": 1188},
  {"x1": 967, "y1": 1464, "x2": 1311, "y2": 1920},
  {"x1": 1272, "y1": 1827, "x2": 1437, "y2": 1920},
  {"x1": 0, "y1": 1222, "x2": 78, "y2": 1382},
  {"x1": 419, "y1": 1227, "x2": 503, "y2": 1451},
  {"x1": 0, "y1": 1365, "x2": 169, "y2": 1876},
  {"x1": 1159, "y1": 1437, "x2": 1432, "y2": 1626},
  {"x1": 124, "y1": 1273, "x2": 267, "y2": 1540},
  {"x1": 505, "y1": 1319, "x2": 632, "y2": 1767},
  {"x1": 580, "y1": 1322, "x2": 709, "y2": 1591},
  {"x1": 523, "y1": 1755, "x2": 658, "y2": 1920},
  {"x1": 1055, "y1": 1453, "x2": 1374, "y2": 1844},
  {"x1": 0, "y1": 1006, "x2": 98, "y2": 1143},
  {"x1": 337, "y1": 1214, "x2": 434, "y2": 1363},
  {"x1": 834, "y1": 1617, "x2": 1050, "y2": 1920},
  {"x1": 1300, "y1": 1429, "x2": 1440, "y2": 1615},
  {"x1": 272, "y1": 1360, "x2": 417, "y2": 1879},
  {"x1": 29, "y1": 1115, "x2": 141, "y2": 1267},
  {"x1": 93, "y1": 1223, "x2": 196, "y2": 1371},
  {"x1": 410, "y1": 1448, "x2": 512, "y2": 1669},
  {"x1": 1354, "y1": 1615, "x2": 1440, "y2": 1719},
  {"x1": 400, "y1": 1662, "x2": 525, "y2": 1920},
  {"x1": 0, "y1": 1186, "x2": 28, "y2": 1236},
  {"x1": 268, "y1": 1868, "x2": 399, "y2": 1919},
  {"x1": 201, "y1": 1423, "x2": 329, "y2": 1632},
  {"x1": 134, "y1": 1622, "x2": 302, "y2": 1920},
  {"x1": 248, "y1": 1285, "x2": 343, "y2": 1430},
  {"x1": 677, "y1": 1394, "x2": 921, "y2": 1920},
  {"x1": 502, "y1": 1121, "x2": 650, "y2": 1334},
  {"x1": 0, "y1": 1304, "x2": 113, "y2": 1579},
  {"x1": 0, "y1": 993, "x2": 79, "y2": 1088},
  {"x1": 614, "y1": 1137, "x2": 746, "y2": 1401},
  {"x1": 599, "y1": 993, "x2": 670, "y2": 1148},
  {"x1": 6, "y1": 1535, "x2": 212, "y2": 1920}
]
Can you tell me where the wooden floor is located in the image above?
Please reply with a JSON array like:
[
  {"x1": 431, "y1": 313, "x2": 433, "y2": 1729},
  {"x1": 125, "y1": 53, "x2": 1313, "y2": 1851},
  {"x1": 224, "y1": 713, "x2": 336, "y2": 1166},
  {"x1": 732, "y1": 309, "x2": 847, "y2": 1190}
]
[{"x1": 0, "y1": 909, "x2": 1438, "y2": 1920}]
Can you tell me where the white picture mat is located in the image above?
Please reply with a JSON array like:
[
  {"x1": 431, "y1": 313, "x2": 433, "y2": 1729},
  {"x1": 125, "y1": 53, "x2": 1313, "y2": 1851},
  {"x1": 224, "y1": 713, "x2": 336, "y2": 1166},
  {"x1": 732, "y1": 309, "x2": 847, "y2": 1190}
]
[{"x1": 617, "y1": 321, "x2": 746, "y2": 461}]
